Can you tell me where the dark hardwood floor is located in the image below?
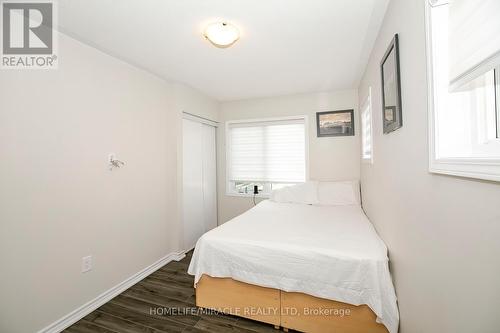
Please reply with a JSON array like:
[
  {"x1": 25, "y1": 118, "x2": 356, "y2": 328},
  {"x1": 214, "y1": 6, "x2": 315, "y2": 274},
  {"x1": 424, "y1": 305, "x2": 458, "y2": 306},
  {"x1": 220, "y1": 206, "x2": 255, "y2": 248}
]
[{"x1": 64, "y1": 251, "x2": 281, "y2": 333}]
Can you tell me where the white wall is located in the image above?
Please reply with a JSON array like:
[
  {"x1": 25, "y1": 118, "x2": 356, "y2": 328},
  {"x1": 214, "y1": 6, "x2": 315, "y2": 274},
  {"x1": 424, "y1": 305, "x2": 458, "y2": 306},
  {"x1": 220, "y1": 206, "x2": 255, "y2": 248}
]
[
  {"x1": 217, "y1": 90, "x2": 359, "y2": 223},
  {"x1": 173, "y1": 83, "x2": 220, "y2": 121},
  {"x1": 358, "y1": 1, "x2": 500, "y2": 332},
  {"x1": 0, "y1": 33, "x2": 218, "y2": 333}
]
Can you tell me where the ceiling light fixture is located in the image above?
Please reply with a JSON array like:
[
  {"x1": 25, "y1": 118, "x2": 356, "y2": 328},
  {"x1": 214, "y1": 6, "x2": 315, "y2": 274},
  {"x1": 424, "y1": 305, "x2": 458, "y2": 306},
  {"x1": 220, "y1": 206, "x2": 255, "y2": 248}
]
[{"x1": 203, "y1": 22, "x2": 240, "y2": 48}]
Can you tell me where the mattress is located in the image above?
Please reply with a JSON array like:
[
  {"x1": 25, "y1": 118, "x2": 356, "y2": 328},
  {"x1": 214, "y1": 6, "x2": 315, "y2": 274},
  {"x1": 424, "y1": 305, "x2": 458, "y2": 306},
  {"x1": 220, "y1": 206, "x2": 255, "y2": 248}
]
[{"x1": 188, "y1": 200, "x2": 399, "y2": 333}]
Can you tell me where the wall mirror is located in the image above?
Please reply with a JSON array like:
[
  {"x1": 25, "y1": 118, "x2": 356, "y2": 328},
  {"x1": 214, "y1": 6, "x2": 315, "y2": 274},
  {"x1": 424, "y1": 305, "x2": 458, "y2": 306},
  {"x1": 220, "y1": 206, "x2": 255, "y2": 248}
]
[{"x1": 381, "y1": 34, "x2": 402, "y2": 134}]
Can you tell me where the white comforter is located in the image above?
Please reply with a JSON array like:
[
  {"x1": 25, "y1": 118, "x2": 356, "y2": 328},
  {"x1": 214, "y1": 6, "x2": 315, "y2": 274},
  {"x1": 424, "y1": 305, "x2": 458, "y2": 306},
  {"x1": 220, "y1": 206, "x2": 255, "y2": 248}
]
[{"x1": 188, "y1": 200, "x2": 399, "y2": 333}]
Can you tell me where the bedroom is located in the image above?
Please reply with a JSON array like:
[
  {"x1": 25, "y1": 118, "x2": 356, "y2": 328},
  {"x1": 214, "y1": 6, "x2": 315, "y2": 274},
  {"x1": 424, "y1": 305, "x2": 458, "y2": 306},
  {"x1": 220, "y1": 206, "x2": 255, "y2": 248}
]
[{"x1": 1, "y1": 1, "x2": 499, "y2": 333}]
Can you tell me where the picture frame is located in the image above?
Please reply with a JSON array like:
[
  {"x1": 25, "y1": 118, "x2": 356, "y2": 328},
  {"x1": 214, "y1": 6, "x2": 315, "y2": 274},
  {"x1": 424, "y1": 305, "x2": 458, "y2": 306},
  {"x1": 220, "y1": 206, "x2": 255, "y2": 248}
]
[
  {"x1": 380, "y1": 34, "x2": 402, "y2": 134},
  {"x1": 316, "y1": 110, "x2": 354, "y2": 137}
]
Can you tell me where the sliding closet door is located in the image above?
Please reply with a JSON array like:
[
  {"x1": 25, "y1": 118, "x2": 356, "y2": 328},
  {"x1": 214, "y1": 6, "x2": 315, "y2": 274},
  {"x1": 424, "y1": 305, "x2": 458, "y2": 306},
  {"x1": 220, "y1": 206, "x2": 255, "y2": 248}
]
[
  {"x1": 182, "y1": 118, "x2": 217, "y2": 251},
  {"x1": 202, "y1": 124, "x2": 217, "y2": 232},
  {"x1": 183, "y1": 118, "x2": 205, "y2": 250}
]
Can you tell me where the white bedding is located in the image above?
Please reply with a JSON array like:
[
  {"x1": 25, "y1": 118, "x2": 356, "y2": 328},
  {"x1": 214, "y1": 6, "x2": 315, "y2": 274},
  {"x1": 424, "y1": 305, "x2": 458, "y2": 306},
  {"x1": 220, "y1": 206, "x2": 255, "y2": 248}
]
[{"x1": 188, "y1": 200, "x2": 399, "y2": 333}]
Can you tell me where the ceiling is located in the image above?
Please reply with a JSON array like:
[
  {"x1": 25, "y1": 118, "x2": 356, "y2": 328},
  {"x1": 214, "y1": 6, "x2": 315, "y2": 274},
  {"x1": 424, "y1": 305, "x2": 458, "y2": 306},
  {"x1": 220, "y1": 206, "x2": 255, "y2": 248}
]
[{"x1": 58, "y1": 0, "x2": 389, "y2": 101}]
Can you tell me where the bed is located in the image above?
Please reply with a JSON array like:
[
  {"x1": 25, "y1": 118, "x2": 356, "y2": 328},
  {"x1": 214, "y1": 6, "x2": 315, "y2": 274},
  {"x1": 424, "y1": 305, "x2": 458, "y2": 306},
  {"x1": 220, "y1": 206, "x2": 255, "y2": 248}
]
[{"x1": 188, "y1": 182, "x2": 399, "y2": 333}]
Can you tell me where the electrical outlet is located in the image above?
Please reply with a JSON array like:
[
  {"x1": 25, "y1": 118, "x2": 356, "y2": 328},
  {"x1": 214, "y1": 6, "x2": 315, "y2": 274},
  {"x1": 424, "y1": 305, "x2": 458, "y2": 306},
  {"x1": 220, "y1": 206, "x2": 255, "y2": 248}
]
[{"x1": 82, "y1": 256, "x2": 92, "y2": 273}]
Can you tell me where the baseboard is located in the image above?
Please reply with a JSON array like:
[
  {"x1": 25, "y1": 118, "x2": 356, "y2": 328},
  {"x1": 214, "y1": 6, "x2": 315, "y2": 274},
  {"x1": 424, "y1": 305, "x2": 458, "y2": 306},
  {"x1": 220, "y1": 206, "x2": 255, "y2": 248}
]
[{"x1": 37, "y1": 250, "x2": 186, "y2": 333}]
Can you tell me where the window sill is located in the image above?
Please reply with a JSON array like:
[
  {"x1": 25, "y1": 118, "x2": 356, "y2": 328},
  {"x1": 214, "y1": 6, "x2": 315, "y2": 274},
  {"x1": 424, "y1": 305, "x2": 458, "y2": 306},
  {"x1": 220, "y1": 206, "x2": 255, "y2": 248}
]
[
  {"x1": 225, "y1": 192, "x2": 270, "y2": 198},
  {"x1": 429, "y1": 158, "x2": 500, "y2": 182}
]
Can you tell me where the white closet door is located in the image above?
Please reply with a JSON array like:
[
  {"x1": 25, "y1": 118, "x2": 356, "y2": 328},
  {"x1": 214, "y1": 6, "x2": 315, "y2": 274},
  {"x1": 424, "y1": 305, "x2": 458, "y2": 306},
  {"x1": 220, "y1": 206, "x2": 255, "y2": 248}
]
[
  {"x1": 182, "y1": 118, "x2": 217, "y2": 251},
  {"x1": 201, "y1": 124, "x2": 217, "y2": 232},
  {"x1": 182, "y1": 118, "x2": 205, "y2": 250}
]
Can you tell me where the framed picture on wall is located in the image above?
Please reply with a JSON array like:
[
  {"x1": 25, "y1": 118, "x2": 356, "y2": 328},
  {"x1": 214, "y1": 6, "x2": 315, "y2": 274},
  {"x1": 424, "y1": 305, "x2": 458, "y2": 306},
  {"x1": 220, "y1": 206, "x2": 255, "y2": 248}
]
[
  {"x1": 316, "y1": 110, "x2": 354, "y2": 137},
  {"x1": 381, "y1": 33, "x2": 402, "y2": 134}
]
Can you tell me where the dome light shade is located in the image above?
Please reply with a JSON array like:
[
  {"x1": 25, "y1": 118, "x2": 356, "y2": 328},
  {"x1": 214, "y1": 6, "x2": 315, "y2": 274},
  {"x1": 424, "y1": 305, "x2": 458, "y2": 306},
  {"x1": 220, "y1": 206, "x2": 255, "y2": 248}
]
[{"x1": 203, "y1": 22, "x2": 240, "y2": 48}]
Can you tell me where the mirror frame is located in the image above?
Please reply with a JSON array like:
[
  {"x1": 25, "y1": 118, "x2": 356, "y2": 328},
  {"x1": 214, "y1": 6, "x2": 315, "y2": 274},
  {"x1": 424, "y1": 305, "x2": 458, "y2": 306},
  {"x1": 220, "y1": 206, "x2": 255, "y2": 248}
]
[{"x1": 380, "y1": 34, "x2": 403, "y2": 134}]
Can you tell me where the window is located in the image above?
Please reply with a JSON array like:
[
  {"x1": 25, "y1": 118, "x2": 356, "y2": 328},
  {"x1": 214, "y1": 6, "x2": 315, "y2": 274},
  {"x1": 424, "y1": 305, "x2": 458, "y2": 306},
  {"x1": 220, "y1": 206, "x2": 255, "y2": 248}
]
[
  {"x1": 426, "y1": 0, "x2": 500, "y2": 181},
  {"x1": 226, "y1": 116, "x2": 308, "y2": 196},
  {"x1": 361, "y1": 88, "x2": 373, "y2": 163}
]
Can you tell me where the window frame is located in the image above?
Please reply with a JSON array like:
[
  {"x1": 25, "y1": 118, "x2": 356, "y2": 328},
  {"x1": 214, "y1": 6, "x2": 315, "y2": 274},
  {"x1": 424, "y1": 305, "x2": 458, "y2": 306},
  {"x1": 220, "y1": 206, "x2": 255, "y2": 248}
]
[
  {"x1": 225, "y1": 115, "x2": 309, "y2": 197},
  {"x1": 361, "y1": 88, "x2": 374, "y2": 164},
  {"x1": 496, "y1": 68, "x2": 500, "y2": 139},
  {"x1": 425, "y1": 0, "x2": 500, "y2": 182}
]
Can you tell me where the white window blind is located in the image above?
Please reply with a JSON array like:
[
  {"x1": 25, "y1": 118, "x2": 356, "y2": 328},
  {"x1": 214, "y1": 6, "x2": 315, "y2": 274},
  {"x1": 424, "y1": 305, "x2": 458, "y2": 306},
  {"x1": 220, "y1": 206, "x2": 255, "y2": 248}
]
[
  {"x1": 227, "y1": 118, "x2": 306, "y2": 183},
  {"x1": 449, "y1": 0, "x2": 500, "y2": 89},
  {"x1": 361, "y1": 88, "x2": 373, "y2": 162}
]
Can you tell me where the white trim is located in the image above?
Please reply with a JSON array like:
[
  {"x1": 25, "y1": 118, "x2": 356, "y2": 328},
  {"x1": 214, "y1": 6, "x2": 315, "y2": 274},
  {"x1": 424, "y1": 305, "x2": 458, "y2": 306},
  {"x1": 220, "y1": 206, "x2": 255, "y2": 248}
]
[
  {"x1": 37, "y1": 250, "x2": 186, "y2": 333},
  {"x1": 425, "y1": 0, "x2": 500, "y2": 182},
  {"x1": 430, "y1": 159, "x2": 500, "y2": 182},
  {"x1": 182, "y1": 112, "x2": 218, "y2": 127},
  {"x1": 225, "y1": 120, "x2": 231, "y2": 197},
  {"x1": 225, "y1": 191, "x2": 270, "y2": 198},
  {"x1": 225, "y1": 115, "x2": 309, "y2": 197},
  {"x1": 496, "y1": 68, "x2": 500, "y2": 138},
  {"x1": 449, "y1": 51, "x2": 500, "y2": 92},
  {"x1": 425, "y1": 0, "x2": 438, "y2": 175}
]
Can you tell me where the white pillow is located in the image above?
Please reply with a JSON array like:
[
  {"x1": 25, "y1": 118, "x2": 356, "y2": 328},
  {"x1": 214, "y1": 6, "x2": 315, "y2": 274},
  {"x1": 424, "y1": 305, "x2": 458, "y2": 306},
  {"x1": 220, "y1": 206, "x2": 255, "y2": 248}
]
[
  {"x1": 316, "y1": 180, "x2": 360, "y2": 206},
  {"x1": 270, "y1": 181, "x2": 319, "y2": 205}
]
